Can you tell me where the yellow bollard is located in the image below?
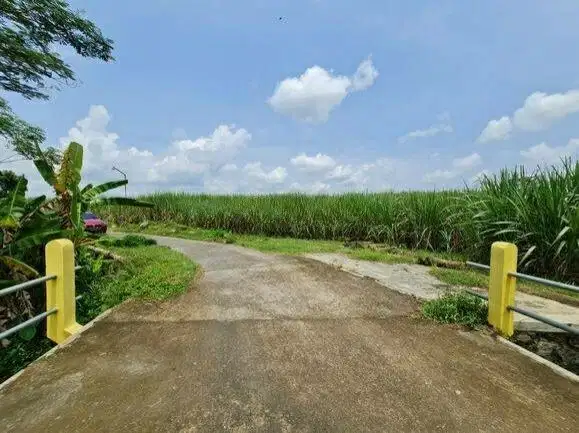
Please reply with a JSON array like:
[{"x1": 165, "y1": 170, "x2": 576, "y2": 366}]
[
  {"x1": 487, "y1": 242, "x2": 518, "y2": 337},
  {"x1": 46, "y1": 239, "x2": 83, "y2": 344}
]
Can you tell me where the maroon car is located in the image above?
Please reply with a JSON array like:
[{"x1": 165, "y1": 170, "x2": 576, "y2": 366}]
[{"x1": 83, "y1": 212, "x2": 107, "y2": 234}]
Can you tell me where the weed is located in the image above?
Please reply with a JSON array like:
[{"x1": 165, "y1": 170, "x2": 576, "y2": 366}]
[{"x1": 421, "y1": 291, "x2": 488, "y2": 328}]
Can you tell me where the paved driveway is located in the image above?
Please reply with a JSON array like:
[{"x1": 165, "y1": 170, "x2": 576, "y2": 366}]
[{"x1": 1, "y1": 236, "x2": 577, "y2": 432}]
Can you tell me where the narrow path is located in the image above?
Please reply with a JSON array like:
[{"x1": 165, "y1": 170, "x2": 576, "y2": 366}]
[{"x1": 1, "y1": 236, "x2": 577, "y2": 433}]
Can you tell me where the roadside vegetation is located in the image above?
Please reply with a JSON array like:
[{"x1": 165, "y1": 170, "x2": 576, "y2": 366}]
[
  {"x1": 2, "y1": 235, "x2": 198, "y2": 382},
  {"x1": 421, "y1": 291, "x2": 488, "y2": 329},
  {"x1": 101, "y1": 160, "x2": 579, "y2": 286}
]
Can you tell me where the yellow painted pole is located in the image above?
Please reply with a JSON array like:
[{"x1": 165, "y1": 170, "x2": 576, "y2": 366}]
[
  {"x1": 46, "y1": 239, "x2": 83, "y2": 344},
  {"x1": 487, "y1": 242, "x2": 518, "y2": 337}
]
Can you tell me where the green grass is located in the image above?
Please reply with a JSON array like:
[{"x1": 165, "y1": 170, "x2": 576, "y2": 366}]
[
  {"x1": 99, "y1": 160, "x2": 579, "y2": 284},
  {"x1": 93, "y1": 244, "x2": 197, "y2": 310},
  {"x1": 430, "y1": 267, "x2": 579, "y2": 306},
  {"x1": 114, "y1": 222, "x2": 461, "y2": 264},
  {"x1": 98, "y1": 234, "x2": 157, "y2": 248},
  {"x1": 422, "y1": 291, "x2": 488, "y2": 328},
  {"x1": 76, "y1": 237, "x2": 198, "y2": 318}
]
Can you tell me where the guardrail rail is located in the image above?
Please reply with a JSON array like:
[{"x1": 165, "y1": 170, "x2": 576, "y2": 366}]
[
  {"x1": 0, "y1": 239, "x2": 83, "y2": 344},
  {"x1": 465, "y1": 242, "x2": 578, "y2": 336}
]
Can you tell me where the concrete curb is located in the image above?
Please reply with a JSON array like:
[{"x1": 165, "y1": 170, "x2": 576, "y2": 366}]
[
  {"x1": 0, "y1": 303, "x2": 123, "y2": 391},
  {"x1": 497, "y1": 336, "x2": 579, "y2": 383}
]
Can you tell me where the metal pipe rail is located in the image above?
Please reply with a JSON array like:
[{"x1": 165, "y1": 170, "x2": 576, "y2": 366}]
[
  {"x1": 508, "y1": 271, "x2": 579, "y2": 294},
  {"x1": 0, "y1": 262, "x2": 84, "y2": 342},
  {"x1": 507, "y1": 305, "x2": 579, "y2": 335},
  {"x1": 466, "y1": 255, "x2": 578, "y2": 335},
  {"x1": 0, "y1": 308, "x2": 58, "y2": 340}
]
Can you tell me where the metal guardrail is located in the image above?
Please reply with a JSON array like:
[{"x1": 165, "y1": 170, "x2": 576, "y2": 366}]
[
  {"x1": 0, "y1": 264, "x2": 83, "y2": 341},
  {"x1": 507, "y1": 271, "x2": 579, "y2": 294},
  {"x1": 466, "y1": 251, "x2": 578, "y2": 336}
]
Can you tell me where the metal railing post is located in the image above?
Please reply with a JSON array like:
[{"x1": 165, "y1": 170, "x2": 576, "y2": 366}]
[
  {"x1": 487, "y1": 242, "x2": 518, "y2": 337},
  {"x1": 46, "y1": 239, "x2": 82, "y2": 343}
]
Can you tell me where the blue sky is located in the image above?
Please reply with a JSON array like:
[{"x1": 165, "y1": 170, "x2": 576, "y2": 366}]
[{"x1": 3, "y1": 0, "x2": 579, "y2": 194}]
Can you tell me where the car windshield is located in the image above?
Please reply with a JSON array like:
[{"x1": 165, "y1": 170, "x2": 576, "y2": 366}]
[{"x1": 83, "y1": 212, "x2": 98, "y2": 219}]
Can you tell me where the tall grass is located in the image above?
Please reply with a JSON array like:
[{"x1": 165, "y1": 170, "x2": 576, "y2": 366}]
[{"x1": 100, "y1": 160, "x2": 579, "y2": 283}]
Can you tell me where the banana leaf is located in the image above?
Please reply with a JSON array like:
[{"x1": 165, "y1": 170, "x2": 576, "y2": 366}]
[
  {"x1": 33, "y1": 158, "x2": 57, "y2": 187},
  {"x1": 0, "y1": 256, "x2": 39, "y2": 278}
]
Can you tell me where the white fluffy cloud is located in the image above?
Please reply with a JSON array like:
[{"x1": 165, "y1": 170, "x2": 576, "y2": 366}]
[
  {"x1": 173, "y1": 125, "x2": 250, "y2": 152},
  {"x1": 243, "y1": 162, "x2": 287, "y2": 183},
  {"x1": 290, "y1": 153, "x2": 336, "y2": 172},
  {"x1": 520, "y1": 139, "x2": 579, "y2": 165},
  {"x1": 478, "y1": 89, "x2": 579, "y2": 142},
  {"x1": 398, "y1": 113, "x2": 453, "y2": 144},
  {"x1": 477, "y1": 116, "x2": 512, "y2": 143},
  {"x1": 452, "y1": 152, "x2": 482, "y2": 170},
  {"x1": 267, "y1": 57, "x2": 378, "y2": 123},
  {"x1": 423, "y1": 169, "x2": 455, "y2": 183},
  {"x1": 423, "y1": 152, "x2": 482, "y2": 183},
  {"x1": 513, "y1": 90, "x2": 579, "y2": 131}
]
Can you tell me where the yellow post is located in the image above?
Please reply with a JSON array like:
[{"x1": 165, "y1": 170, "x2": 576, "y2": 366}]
[
  {"x1": 46, "y1": 239, "x2": 82, "y2": 344},
  {"x1": 487, "y1": 242, "x2": 518, "y2": 337}
]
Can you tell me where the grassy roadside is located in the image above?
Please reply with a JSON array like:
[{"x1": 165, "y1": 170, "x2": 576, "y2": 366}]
[
  {"x1": 114, "y1": 222, "x2": 579, "y2": 306},
  {"x1": 2, "y1": 236, "x2": 198, "y2": 383},
  {"x1": 76, "y1": 236, "x2": 198, "y2": 321},
  {"x1": 114, "y1": 222, "x2": 466, "y2": 264}
]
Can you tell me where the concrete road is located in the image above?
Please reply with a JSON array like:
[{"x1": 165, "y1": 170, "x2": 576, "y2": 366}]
[{"x1": 1, "y1": 236, "x2": 577, "y2": 432}]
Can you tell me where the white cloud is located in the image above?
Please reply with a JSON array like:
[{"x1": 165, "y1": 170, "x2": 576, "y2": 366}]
[
  {"x1": 478, "y1": 89, "x2": 579, "y2": 143},
  {"x1": 173, "y1": 124, "x2": 250, "y2": 152},
  {"x1": 290, "y1": 181, "x2": 331, "y2": 194},
  {"x1": 267, "y1": 57, "x2": 378, "y2": 123},
  {"x1": 326, "y1": 164, "x2": 354, "y2": 180},
  {"x1": 290, "y1": 153, "x2": 336, "y2": 172},
  {"x1": 243, "y1": 162, "x2": 288, "y2": 183},
  {"x1": 220, "y1": 163, "x2": 238, "y2": 172},
  {"x1": 423, "y1": 169, "x2": 455, "y2": 183},
  {"x1": 423, "y1": 153, "x2": 482, "y2": 183},
  {"x1": 452, "y1": 152, "x2": 482, "y2": 170},
  {"x1": 520, "y1": 139, "x2": 579, "y2": 165},
  {"x1": 513, "y1": 90, "x2": 579, "y2": 131},
  {"x1": 470, "y1": 170, "x2": 491, "y2": 184},
  {"x1": 477, "y1": 116, "x2": 512, "y2": 143},
  {"x1": 398, "y1": 123, "x2": 453, "y2": 144},
  {"x1": 351, "y1": 57, "x2": 379, "y2": 91}
]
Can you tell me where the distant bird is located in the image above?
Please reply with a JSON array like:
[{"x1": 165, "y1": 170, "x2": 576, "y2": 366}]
[{"x1": 279, "y1": 16, "x2": 283, "y2": 21}]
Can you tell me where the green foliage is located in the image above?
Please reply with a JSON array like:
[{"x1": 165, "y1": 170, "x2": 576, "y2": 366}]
[
  {"x1": 0, "y1": 337, "x2": 54, "y2": 383},
  {"x1": 102, "y1": 160, "x2": 579, "y2": 283},
  {"x1": 1, "y1": 0, "x2": 113, "y2": 163},
  {"x1": 0, "y1": 0, "x2": 113, "y2": 100},
  {"x1": 0, "y1": 170, "x2": 27, "y2": 198},
  {"x1": 0, "y1": 178, "x2": 62, "y2": 277},
  {"x1": 0, "y1": 99, "x2": 59, "y2": 166},
  {"x1": 421, "y1": 292, "x2": 488, "y2": 328},
  {"x1": 35, "y1": 141, "x2": 152, "y2": 240},
  {"x1": 98, "y1": 235, "x2": 157, "y2": 248},
  {"x1": 87, "y1": 245, "x2": 198, "y2": 312}
]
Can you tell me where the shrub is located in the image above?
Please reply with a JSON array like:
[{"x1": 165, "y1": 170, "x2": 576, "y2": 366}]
[{"x1": 421, "y1": 291, "x2": 488, "y2": 328}]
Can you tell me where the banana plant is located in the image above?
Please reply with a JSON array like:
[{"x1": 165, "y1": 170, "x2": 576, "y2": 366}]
[
  {"x1": 33, "y1": 142, "x2": 153, "y2": 241},
  {"x1": 0, "y1": 178, "x2": 63, "y2": 281}
]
